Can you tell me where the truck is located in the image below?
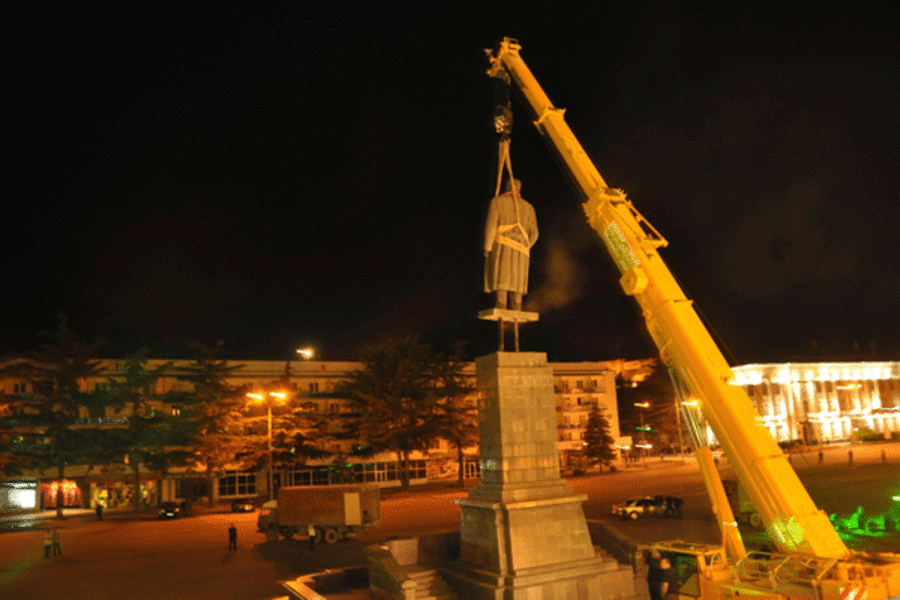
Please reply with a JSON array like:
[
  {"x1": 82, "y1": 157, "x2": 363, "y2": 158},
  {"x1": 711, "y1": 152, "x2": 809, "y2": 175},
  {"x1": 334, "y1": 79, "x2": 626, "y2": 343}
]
[
  {"x1": 485, "y1": 37, "x2": 900, "y2": 599},
  {"x1": 722, "y1": 478, "x2": 763, "y2": 528},
  {"x1": 257, "y1": 484, "x2": 380, "y2": 544}
]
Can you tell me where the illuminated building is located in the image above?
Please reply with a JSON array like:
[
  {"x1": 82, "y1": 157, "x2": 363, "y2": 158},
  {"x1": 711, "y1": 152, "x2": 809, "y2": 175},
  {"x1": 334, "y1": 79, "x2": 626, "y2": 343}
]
[
  {"x1": 1, "y1": 357, "x2": 622, "y2": 510},
  {"x1": 731, "y1": 361, "x2": 900, "y2": 443}
]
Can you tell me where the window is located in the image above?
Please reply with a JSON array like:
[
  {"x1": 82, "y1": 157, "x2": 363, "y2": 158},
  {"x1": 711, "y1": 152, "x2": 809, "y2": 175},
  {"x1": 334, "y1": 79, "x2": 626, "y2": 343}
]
[
  {"x1": 171, "y1": 406, "x2": 182, "y2": 417},
  {"x1": 309, "y1": 382, "x2": 319, "y2": 393},
  {"x1": 13, "y1": 383, "x2": 28, "y2": 394},
  {"x1": 218, "y1": 471, "x2": 256, "y2": 497}
]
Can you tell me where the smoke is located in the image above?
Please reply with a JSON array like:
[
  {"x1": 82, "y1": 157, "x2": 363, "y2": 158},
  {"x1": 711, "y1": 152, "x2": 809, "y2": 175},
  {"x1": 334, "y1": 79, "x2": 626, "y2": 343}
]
[{"x1": 523, "y1": 216, "x2": 593, "y2": 314}]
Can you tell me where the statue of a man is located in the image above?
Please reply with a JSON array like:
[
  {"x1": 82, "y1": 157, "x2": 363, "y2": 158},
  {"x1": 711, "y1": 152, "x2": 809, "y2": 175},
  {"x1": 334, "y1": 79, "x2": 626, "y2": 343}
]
[{"x1": 483, "y1": 178, "x2": 538, "y2": 311}]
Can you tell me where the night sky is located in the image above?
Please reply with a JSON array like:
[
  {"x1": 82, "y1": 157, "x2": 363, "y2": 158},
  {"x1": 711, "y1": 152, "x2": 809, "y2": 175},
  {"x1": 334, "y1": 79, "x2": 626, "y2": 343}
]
[{"x1": 5, "y1": 3, "x2": 899, "y2": 363}]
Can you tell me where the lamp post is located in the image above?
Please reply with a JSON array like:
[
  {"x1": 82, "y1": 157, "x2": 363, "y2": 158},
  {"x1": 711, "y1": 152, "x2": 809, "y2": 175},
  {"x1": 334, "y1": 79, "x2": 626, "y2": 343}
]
[
  {"x1": 247, "y1": 391, "x2": 287, "y2": 501},
  {"x1": 634, "y1": 402, "x2": 650, "y2": 458}
]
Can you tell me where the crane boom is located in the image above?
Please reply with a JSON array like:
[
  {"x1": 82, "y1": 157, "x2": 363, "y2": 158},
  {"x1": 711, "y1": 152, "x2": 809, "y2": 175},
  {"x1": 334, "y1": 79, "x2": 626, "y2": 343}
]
[{"x1": 486, "y1": 37, "x2": 848, "y2": 559}]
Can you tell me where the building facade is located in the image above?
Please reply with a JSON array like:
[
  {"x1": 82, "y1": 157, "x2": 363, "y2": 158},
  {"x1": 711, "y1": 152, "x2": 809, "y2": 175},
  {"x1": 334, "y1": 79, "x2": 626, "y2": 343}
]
[
  {"x1": 1, "y1": 357, "x2": 622, "y2": 512},
  {"x1": 731, "y1": 361, "x2": 900, "y2": 444}
]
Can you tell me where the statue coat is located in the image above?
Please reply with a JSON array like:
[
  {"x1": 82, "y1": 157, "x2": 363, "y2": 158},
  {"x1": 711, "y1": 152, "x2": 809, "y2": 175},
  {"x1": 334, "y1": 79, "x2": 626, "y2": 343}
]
[{"x1": 483, "y1": 191, "x2": 538, "y2": 294}]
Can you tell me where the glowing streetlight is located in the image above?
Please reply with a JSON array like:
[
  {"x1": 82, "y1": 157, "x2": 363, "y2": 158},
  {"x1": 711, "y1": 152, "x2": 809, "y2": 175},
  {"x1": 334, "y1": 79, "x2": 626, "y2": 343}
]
[
  {"x1": 634, "y1": 402, "x2": 650, "y2": 456},
  {"x1": 296, "y1": 347, "x2": 315, "y2": 360},
  {"x1": 248, "y1": 391, "x2": 287, "y2": 501}
]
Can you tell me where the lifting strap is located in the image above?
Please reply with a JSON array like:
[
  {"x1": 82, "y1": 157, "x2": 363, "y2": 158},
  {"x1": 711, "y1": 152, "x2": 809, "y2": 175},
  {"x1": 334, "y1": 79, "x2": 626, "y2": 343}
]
[{"x1": 493, "y1": 138, "x2": 531, "y2": 256}]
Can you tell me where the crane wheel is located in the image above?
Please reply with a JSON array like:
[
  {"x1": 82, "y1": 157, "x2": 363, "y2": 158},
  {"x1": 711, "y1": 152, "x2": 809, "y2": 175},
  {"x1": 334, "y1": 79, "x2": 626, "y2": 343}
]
[{"x1": 323, "y1": 528, "x2": 340, "y2": 544}]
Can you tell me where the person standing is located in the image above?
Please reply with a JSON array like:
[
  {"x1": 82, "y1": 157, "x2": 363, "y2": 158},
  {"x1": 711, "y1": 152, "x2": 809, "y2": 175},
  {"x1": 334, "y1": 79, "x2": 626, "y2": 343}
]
[
  {"x1": 95, "y1": 501, "x2": 104, "y2": 521},
  {"x1": 44, "y1": 529, "x2": 53, "y2": 558},
  {"x1": 228, "y1": 523, "x2": 237, "y2": 551},
  {"x1": 307, "y1": 524, "x2": 316, "y2": 551},
  {"x1": 658, "y1": 557, "x2": 679, "y2": 600},
  {"x1": 50, "y1": 528, "x2": 62, "y2": 556},
  {"x1": 646, "y1": 552, "x2": 662, "y2": 600}
]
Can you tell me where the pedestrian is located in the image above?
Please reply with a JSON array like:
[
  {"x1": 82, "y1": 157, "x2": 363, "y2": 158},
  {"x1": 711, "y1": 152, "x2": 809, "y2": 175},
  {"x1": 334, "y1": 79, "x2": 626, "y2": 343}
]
[
  {"x1": 646, "y1": 551, "x2": 662, "y2": 600},
  {"x1": 307, "y1": 524, "x2": 316, "y2": 550},
  {"x1": 818, "y1": 450, "x2": 824, "y2": 464},
  {"x1": 848, "y1": 449, "x2": 854, "y2": 466},
  {"x1": 44, "y1": 529, "x2": 53, "y2": 558},
  {"x1": 228, "y1": 523, "x2": 237, "y2": 551},
  {"x1": 882, "y1": 449, "x2": 887, "y2": 463},
  {"x1": 95, "y1": 502, "x2": 103, "y2": 521},
  {"x1": 50, "y1": 528, "x2": 62, "y2": 556},
  {"x1": 658, "y1": 557, "x2": 679, "y2": 600}
]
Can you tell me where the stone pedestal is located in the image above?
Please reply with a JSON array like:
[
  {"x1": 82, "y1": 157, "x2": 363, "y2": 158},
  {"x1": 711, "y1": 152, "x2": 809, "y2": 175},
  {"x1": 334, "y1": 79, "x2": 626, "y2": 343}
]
[{"x1": 443, "y1": 352, "x2": 611, "y2": 599}]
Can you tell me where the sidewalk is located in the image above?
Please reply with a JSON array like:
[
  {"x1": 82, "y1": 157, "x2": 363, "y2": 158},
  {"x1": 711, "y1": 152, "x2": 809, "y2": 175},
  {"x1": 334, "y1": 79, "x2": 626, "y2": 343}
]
[{"x1": 0, "y1": 501, "x2": 238, "y2": 529}]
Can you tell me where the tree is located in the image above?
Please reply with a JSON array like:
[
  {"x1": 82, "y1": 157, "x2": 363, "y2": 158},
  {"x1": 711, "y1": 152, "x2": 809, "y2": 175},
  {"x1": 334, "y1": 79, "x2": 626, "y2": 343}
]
[
  {"x1": 0, "y1": 314, "x2": 106, "y2": 518},
  {"x1": 104, "y1": 351, "x2": 173, "y2": 511},
  {"x1": 346, "y1": 336, "x2": 455, "y2": 489},
  {"x1": 242, "y1": 362, "x2": 329, "y2": 488},
  {"x1": 583, "y1": 403, "x2": 617, "y2": 470},
  {"x1": 176, "y1": 341, "x2": 250, "y2": 505},
  {"x1": 433, "y1": 343, "x2": 477, "y2": 487}
]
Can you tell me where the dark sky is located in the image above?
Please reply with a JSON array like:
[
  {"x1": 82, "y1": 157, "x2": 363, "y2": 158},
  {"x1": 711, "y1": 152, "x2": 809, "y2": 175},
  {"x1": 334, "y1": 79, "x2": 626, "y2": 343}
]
[{"x1": 4, "y1": 3, "x2": 899, "y2": 363}]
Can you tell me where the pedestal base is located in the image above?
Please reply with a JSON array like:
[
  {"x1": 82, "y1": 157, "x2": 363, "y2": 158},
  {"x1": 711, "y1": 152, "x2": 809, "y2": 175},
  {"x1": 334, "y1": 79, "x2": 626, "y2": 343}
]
[
  {"x1": 441, "y1": 352, "x2": 614, "y2": 599},
  {"x1": 443, "y1": 555, "x2": 613, "y2": 600}
]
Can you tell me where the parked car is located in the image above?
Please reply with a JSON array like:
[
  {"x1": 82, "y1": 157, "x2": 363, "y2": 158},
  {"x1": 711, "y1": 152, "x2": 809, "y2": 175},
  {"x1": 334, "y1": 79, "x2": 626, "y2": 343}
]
[
  {"x1": 158, "y1": 501, "x2": 181, "y2": 519},
  {"x1": 612, "y1": 496, "x2": 683, "y2": 520},
  {"x1": 231, "y1": 498, "x2": 255, "y2": 513}
]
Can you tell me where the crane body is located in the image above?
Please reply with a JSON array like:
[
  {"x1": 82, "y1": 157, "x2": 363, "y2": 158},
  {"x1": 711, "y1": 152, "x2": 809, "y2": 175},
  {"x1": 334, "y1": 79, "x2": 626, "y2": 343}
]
[{"x1": 486, "y1": 37, "x2": 900, "y2": 600}]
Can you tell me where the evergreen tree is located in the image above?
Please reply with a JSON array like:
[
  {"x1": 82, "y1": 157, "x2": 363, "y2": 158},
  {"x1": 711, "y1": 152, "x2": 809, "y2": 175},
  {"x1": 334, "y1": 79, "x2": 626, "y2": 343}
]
[
  {"x1": 346, "y1": 336, "x2": 452, "y2": 489},
  {"x1": 104, "y1": 351, "x2": 173, "y2": 511},
  {"x1": 0, "y1": 314, "x2": 106, "y2": 517},
  {"x1": 242, "y1": 362, "x2": 329, "y2": 482},
  {"x1": 433, "y1": 342, "x2": 477, "y2": 487},
  {"x1": 175, "y1": 341, "x2": 249, "y2": 505},
  {"x1": 583, "y1": 403, "x2": 617, "y2": 470}
]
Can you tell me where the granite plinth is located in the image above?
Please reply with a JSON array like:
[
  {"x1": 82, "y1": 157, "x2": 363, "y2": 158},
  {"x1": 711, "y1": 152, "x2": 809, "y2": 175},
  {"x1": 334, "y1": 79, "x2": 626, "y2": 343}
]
[{"x1": 446, "y1": 352, "x2": 613, "y2": 599}]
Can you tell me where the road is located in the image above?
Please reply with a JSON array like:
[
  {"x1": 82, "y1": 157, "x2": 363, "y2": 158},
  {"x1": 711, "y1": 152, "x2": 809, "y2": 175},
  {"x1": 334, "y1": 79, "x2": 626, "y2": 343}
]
[{"x1": 1, "y1": 442, "x2": 896, "y2": 599}]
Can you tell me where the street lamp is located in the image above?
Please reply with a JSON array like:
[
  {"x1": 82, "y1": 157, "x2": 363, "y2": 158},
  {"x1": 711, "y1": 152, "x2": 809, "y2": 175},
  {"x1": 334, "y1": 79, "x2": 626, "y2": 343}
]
[
  {"x1": 247, "y1": 391, "x2": 287, "y2": 501},
  {"x1": 634, "y1": 402, "x2": 650, "y2": 458},
  {"x1": 296, "y1": 347, "x2": 314, "y2": 360}
]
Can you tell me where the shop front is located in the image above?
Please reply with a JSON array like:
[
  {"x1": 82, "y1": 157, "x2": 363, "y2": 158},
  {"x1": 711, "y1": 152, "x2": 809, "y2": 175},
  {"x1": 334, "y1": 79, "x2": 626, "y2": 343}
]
[{"x1": 88, "y1": 478, "x2": 158, "y2": 509}]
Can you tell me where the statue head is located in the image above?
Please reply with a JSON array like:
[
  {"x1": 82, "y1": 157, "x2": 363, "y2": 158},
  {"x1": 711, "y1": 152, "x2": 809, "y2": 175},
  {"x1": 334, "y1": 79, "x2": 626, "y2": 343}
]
[{"x1": 505, "y1": 178, "x2": 522, "y2": 194}]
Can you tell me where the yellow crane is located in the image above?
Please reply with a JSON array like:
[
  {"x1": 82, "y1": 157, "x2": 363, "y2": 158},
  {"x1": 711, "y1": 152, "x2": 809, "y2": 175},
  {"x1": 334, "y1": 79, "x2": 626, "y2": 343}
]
[{"x1": 486, "y1": 37, "x2": 900, "y2": 600}]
